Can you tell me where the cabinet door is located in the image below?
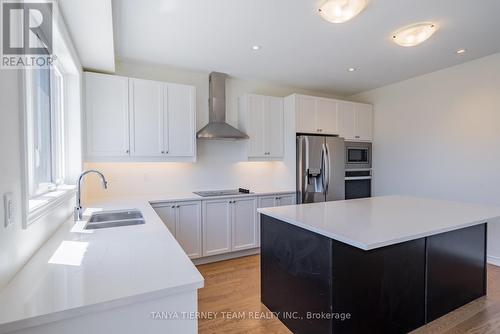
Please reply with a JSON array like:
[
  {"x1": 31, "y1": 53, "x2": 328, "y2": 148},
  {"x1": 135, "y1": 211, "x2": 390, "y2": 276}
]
[
  {"x1": 277, "y1": 194, "x2": 296, "y2": 206},
  {"x1": 316, "y1": 99, "x2": 338, "y2": 135},
  {"x1": 153, "y1": 204, "x2": 176, "y2": 236},
  {"x1": 338, "y1": 101, "x2": 356, "y2": 140},
  {"x1": 203, "y1": 199, "x2": 231, "y2": 256},
  {"x1": 165, "y1": 83, "x2": 196, "y2": 157},
  {"x1": 265, "y1": 97, "x2": 284, "y2": 158},
  {"x1": 258, "y1": 196, "x2": 277, "y2": 209},
  {"x1": 257, "y1": 196, "x2": 278, "y2": 247},
  {"x1": 176, "y1": 201, "x2": 202, "y2": 259},
  {"x1": 129, "y1": 78, "x2": 164, "y2": 156},
  {"x1": 232, "y1": 197, "x2": 258, "y2": 251},
  {"x1": 296, "y1": 95, "x2": 317, "y2": 134},
  {"x1": 85, "y1": 73, "x2": 130, "y2": 157},
  {"x1": 246, "y1": 95, "x2": 266, "y2": 157},
  {"x1": 354, "y1": 103, "x2": 373, "y2": 141}
]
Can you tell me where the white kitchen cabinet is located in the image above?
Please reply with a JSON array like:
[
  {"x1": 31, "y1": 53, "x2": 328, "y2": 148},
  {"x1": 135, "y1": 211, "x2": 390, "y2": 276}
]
[
  {"x1": 295, "y1": 95, "x2": 338, "y2": 135},
  {"x1": 231, "y1": 197, "x2": 258, "y2": 251},
  {"x1": 153, "y1": 204, "x2": 177, "y2": 235},
  {"x1": 153, "y1": 201, "x2": 202, "y2": 259},
  {"x1": 165, "y1": 83, "x2": 196, "y2": 157},
  {"x1": 129, "y1": 78, "x2": 164, "y2": 156},
  {"x1": 354, "y1": 103, "x2": 373, "y2": 141},
  {"x1": 85, "y1": 72, "x2": 130, "y2": 157},
  {"x1": 239, "y1": 94, "x2": 284, "y2": 159},
  {"x1": 85, "y1": 72, "x2": 196, "y2": 161},
  {"x1": 338, "y1": 101, "x2": 373, "y2": 141},
  {"x1": 203, "y1": 199, "x2": 232, "y2": 256},
  {"x1": 296, "y1": 95, "x2": 317, "y2": 134},
  {"x1": 256, "y1": 193, "x2": 296, "y2": 246},
  {"x1": 277, "y1": 194, "x2": 296, "y2": 206},
  {"x1": 176, "y1": 201, "x2": 202, "y2": 259},
  {"x1": 337, "y1": 101, "x2": 356, "y2": 140}
]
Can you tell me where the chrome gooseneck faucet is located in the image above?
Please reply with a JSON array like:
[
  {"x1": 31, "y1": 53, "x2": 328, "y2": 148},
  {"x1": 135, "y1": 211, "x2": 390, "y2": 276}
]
[{"x1": 75, "y1": 170, "x2": 108, "y2": 220}]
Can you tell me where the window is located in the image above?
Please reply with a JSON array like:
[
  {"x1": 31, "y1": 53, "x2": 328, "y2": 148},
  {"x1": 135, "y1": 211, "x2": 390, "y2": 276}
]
[{"x1": 25, "y1": 65, "x2": 65, "y2": 200}]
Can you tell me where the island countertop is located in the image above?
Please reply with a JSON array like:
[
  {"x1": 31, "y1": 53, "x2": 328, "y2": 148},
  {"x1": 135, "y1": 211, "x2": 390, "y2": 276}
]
[{"x1": 257, "y1": 195, "x2": 500, "y2": 250}]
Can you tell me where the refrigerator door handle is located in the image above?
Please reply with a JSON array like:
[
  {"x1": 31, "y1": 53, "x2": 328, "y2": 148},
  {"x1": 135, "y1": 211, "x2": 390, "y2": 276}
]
[
  {"x1": 324, "y1": 142, "x2": 331, "y2": 194},
  {"x1": 321, "y1": 143, "x2": 328, "y2": 194}
]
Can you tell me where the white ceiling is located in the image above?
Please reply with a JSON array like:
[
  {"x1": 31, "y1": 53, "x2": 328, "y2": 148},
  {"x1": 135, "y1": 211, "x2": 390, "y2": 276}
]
[
  {"x1": 59, "y1": 0, "x2": 115, "y2": 72},
  {"x1": 113, "y1": 0, "x2": 500, "y2": 95}
]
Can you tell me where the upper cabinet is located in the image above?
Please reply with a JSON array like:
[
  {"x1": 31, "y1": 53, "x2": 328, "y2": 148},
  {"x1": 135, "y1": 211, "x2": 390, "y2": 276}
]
[
  {"x1": 239, "y1": 94, "x2": 284, "y2": 159},
  {"x1": 165, "y1": 83, "x2": 196, "y2": 157},
  {"x1": 338, "y1": 101, "x2": 373, "y2": 141},
  {"x1": 129, "y1": 78, "x2": 164, "y2": 157},
  {"x1": 85, "y1": 72, "x2": 130, "y2": 157},
  {"x1": 84, "y1": 72, "x2": 196, "y2": 161},
  {"x1": 290, "y1": 94, "x2": 372, "y2": 142},
  {"x1": 296, "y1": 95, "x2": 338, "y2": 135}
]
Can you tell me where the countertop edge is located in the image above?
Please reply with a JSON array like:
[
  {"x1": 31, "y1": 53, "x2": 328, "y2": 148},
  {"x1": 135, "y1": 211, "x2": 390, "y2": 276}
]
[
  {"x1": 0, "y1": 277, "x2": 204, "y2": 334},
  {"x1": 258, "y1": 210, "x2": 491, "y2": 251}
]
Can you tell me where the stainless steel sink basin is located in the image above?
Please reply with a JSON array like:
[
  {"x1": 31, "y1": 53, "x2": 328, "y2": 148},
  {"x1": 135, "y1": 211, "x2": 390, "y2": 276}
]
[{"x1": 85, "y1": 209, "x2": 145, "y2": 230}]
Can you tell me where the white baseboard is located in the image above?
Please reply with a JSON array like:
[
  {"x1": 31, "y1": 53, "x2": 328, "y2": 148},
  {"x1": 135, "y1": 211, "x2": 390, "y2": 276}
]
[
  {"x1": 487, "y1": 255, "x2": 500, "y2": 267},
  {"x1": 192, "y1": 248, "x2": 260, "y2": 266}
]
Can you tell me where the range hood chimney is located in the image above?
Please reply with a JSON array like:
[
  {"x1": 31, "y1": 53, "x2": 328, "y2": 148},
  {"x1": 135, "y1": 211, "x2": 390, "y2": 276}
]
[{"x1": 196, "y1": 72, "x2": 249, "y2": 140}]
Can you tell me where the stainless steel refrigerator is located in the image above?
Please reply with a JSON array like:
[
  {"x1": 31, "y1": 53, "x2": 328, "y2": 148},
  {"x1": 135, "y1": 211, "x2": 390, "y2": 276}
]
[{"x1": 296, "y1": 135, "x2": 345, "y2": 204}]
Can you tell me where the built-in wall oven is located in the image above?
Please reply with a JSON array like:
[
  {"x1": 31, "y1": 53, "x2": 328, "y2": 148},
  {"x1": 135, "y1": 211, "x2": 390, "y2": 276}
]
[{"x1": 345, "y1": 142, "x2": 372, "y2": 200}]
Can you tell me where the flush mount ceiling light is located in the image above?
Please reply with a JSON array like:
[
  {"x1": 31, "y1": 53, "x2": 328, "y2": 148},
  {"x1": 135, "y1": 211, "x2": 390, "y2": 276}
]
[
  {"x1": 456, "y1": 48, "x2": 467, "y2": 54},
  {"x1": 348, "y1": 67, "x2": 356, "y2": 72},
  {"x1": 392, "y1": 22, "x2": 438, "y2": 47},
  {"x1": 252, "y1": 45, "x2": 261, "y2": 51},
  {"x1": 318, "y1": 0, "x2": 367, "y2": 23}
]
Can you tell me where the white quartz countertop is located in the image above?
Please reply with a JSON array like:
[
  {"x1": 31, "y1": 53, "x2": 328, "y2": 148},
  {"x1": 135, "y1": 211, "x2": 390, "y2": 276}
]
[
  {"x1": 0, "y1": 189, "x2": 294, "y2": 333},
  {"x1": 258, "y1": 195, "x2": 500, "y2": 250},
  {"x1": 0, "y1": 197, "x2": 203, "y2": 334}
]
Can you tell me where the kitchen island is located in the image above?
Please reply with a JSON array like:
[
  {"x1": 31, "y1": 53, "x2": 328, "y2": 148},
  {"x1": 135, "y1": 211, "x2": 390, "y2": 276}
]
[{"x1": 258, "y1": 196, "x2": 500, "y2": 334}]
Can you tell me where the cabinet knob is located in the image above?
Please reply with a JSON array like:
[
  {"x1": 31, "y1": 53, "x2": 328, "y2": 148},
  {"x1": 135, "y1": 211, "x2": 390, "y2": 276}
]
[
  {"x1": 171, "y1": 205, "x2": 175, "y2": 208},
  {"x1": 126, "y1": 149, "x2": 129, "y2": 154},
  {"x1": 161, "y1": 151, "x2": 165, "y2": 154},
  {"x1": 355, "y1": 136, "x2": 360, "y2": 139}
]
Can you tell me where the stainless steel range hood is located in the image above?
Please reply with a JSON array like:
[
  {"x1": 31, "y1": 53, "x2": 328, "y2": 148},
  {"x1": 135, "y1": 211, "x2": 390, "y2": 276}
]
[{"x1": 196, "y1": 72, "x2": 249, "y2": 140}]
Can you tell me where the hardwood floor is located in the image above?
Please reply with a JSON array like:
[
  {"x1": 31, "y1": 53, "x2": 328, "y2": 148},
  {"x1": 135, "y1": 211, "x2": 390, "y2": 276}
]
[{"x1": 197, "y1": 255, "x2": 500, "y2": 334}]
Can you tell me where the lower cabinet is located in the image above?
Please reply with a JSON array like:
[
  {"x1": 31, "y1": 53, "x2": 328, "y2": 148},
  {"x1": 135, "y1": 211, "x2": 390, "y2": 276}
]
[
  {"x1": 153, "y1": 201, "x2": 202, "y2": 259},
  {"x1": 257, "y1": 194, "x2": 296, "y2": 246},
  {"x1": 202, "y1": 197, "x2": 258, "y2": 256},
  {"x1": 154, "y1": 192, "x2": 294, "y2": 260},
  {"x1": 202, "y1": 199, "x2": 232, "y2": 256},
  {"x1": 232, "y1": 197, "x2": 258, "y2": 251}
]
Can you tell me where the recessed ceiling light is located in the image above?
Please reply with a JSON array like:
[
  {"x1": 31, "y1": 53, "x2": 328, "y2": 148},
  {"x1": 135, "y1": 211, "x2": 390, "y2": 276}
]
[
  {"x1": 252, "y1": 45, "x2": 260, "y2": 51},
  {"x1": 318, "y1": 0, "x2": 367, "y2": 24},
  {"x1": 456, "y1": 48, "x2": 466, "y2": 54},
  {"x1": 392, "y1": 22, "x2": 438, "y2": 47},
  {"x1": 348, "y1": 67, "x2": 356, "y2": 72}
]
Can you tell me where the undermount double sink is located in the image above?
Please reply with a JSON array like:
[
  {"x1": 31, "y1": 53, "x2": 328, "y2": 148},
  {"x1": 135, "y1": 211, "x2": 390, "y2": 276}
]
[{"x1": 85, "y1": 209, "x2": 145, "y2": 230}]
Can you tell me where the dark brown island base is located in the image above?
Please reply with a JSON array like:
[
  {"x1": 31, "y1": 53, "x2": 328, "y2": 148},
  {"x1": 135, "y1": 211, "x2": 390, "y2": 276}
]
[{"x1": 258, "y1": 196, "x2": 500, "y2": 334}]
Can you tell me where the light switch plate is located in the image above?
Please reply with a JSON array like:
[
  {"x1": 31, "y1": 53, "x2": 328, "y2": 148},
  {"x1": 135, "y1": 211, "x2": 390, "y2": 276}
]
[{"x1": 4, "y1": 192, "x2": 14, "y2": 228}]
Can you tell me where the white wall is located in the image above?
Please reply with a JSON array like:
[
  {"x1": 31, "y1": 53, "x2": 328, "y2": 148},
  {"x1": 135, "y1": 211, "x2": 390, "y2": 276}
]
[
  {"x1": 84, "y1": 60, "x2": 335, "y2": 199},
  {"x1": 353, "y1": 52, "x2": 500, "y2": 262},
  {"x1": 0, "y1": 71, "x2": 75, "y2": 290}
]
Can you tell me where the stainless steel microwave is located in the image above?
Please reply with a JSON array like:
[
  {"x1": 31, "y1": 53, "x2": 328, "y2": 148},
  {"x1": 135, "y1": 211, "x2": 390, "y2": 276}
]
[{"x1": 345, "y1": 142, "x2": 372, "y2": 170}]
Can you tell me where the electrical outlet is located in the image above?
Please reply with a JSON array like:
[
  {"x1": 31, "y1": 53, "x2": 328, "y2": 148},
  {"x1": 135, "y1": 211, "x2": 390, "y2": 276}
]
[{"x1": 4, "y1": 193, "x2": 14, "y2": 228}]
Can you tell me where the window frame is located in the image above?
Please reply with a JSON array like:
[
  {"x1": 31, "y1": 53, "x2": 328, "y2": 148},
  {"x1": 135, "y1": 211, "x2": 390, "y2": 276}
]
[
  {"x1": 21, "y1": 61, "x2": 76, "y2": 227},
  {"x1": 25, "y1": 64, "x2": 65, "y2": 198}
]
